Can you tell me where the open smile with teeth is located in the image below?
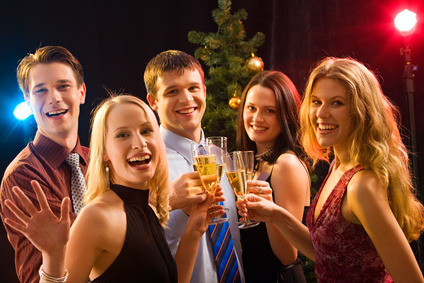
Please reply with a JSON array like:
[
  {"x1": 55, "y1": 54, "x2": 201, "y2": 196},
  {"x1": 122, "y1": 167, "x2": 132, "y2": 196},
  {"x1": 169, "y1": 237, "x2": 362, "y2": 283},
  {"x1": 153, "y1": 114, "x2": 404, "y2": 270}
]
[
  {"x1": 128, "y1": 155, "x2": 151, "y2": 167},
  {"x1": 177, "y1": 107, "x2": 196, "y2": 114},
  {"x1": 46, "y1": 109, "x2": 68, "y2": 117},
  {"x1": 251, "y1": 125, "x2": 267, "y2": 131},
  {"x1": 318, "y1": 124, "x2": 337, "y2": 131}
]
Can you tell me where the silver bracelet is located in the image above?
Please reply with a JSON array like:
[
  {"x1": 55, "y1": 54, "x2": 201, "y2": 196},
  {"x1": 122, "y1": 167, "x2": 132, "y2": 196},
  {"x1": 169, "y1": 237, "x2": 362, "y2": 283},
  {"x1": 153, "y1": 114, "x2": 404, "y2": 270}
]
[{"x1": 39, "y1": 265, "x2": 68, "y2": 283}]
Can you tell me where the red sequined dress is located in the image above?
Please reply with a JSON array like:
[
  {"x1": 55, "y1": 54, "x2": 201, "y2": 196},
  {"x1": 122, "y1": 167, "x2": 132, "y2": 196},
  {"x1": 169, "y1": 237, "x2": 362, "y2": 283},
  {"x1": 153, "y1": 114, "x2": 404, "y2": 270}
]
[{"x1": 306, "y1": 165, "x2": 393, "y2": 282}]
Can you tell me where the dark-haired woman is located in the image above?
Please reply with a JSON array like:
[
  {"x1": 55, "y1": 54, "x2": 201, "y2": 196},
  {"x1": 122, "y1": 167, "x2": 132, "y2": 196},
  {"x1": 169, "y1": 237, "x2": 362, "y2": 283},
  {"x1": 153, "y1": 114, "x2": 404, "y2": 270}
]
[{"x1": 236, "y1": 71, "x2": 310, "y2": 282}]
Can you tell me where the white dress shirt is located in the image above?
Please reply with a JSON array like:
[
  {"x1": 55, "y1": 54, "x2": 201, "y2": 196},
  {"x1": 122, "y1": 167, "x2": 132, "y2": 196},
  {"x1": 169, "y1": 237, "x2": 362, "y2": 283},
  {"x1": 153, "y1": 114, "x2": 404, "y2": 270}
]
[{"x1": 160, "y1": 126, "x2": 244, "y2": 283}]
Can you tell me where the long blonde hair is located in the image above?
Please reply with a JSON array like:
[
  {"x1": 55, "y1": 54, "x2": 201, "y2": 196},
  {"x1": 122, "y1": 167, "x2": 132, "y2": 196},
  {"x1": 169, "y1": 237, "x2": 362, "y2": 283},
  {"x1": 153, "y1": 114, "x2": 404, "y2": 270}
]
[
  {"x1": 300, "y1": 57, "x2": 424, "y2": 241},
  {"x1": 85, "y1": 94, "x2": 170, "y2": 225}
]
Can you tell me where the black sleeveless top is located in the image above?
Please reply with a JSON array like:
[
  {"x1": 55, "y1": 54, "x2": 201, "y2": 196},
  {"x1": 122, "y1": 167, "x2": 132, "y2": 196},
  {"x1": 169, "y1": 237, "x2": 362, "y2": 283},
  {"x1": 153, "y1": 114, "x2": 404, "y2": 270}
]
[
  {"x1": 91, "y1": 184, "x2": 178, "y2": 283},
  {"x1": 240, "y1": 171, "x2": 308, "y2": 282}
]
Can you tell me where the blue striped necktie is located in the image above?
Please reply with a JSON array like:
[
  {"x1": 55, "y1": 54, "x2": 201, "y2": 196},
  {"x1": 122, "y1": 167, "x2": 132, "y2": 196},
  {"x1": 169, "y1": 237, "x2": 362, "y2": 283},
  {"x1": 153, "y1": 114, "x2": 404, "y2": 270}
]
[{"x1": 208, "y1": 221, "x2": 240, "y2": 283}]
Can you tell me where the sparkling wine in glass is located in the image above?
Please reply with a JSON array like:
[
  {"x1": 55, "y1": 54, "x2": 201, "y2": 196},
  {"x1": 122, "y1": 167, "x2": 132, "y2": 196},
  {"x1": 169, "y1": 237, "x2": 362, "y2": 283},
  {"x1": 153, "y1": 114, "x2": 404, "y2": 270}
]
[
  {"x1": 225, "y1": 169, "x2": 247, "y2": 200},
  {"x1": 238, "y1": 151, "x2": 255, "y2": 180},
  {"x1": 216, "y1": 163, "x2": 226, "y2": 183},
  {"x1": 194, "y1": 154, "x2": 219, "y2": 194},
  {"x1": 192, "y1": 143, "x2": 228, "y2": 224},
  {"x1": 222, "y1": 152, "x2": 259, "y2": 229},
  {"x1": 206, "y1": 136, "x2": 229, "y2": 212}
]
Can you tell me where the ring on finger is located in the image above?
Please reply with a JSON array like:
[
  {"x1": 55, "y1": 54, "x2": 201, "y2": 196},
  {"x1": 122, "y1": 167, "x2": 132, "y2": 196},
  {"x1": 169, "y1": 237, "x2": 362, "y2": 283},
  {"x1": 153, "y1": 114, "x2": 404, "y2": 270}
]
[{"x1": 259, "y1": 187, "x2": 263, "y2": 194}]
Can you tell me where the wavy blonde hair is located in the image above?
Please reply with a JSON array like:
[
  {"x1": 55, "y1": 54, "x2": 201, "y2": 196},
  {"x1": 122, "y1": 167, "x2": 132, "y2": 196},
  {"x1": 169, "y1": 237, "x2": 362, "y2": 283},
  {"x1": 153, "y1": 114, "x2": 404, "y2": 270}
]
[
  {"x1": 299, "y1": 57, "x2": 424, "y2": 241},
  {"x1": 85, "y1": 94, "x2": 171, "y2": 225}
]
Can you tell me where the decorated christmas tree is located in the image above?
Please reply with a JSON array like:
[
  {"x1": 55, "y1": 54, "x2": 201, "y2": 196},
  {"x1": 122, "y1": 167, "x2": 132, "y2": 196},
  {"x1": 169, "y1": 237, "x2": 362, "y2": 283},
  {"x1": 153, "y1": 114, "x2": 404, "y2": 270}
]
[
  {"x1": 189, "y1": 2, "x2": 317, "y2": 280},
  {"x1": 188, "y1": 0, "x2": 265, "y2": 149}
]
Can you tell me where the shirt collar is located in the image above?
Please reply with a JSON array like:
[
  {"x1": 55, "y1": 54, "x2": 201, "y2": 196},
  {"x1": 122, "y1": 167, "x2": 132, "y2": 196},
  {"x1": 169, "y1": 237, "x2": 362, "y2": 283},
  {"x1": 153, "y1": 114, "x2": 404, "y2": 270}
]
[
  {"x1": 33, "y1": 131, "x2": 88, "y2": 169},
  {"x1": 159, "y1": 126, "x2": 205, "y2": 165}
]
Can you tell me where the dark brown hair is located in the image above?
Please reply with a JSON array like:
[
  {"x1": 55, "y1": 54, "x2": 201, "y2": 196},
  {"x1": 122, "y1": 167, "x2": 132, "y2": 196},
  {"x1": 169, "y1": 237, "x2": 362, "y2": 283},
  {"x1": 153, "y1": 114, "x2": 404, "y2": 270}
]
[{"x1": 236, "y1": 71, "x2": 303, "y2": 164}]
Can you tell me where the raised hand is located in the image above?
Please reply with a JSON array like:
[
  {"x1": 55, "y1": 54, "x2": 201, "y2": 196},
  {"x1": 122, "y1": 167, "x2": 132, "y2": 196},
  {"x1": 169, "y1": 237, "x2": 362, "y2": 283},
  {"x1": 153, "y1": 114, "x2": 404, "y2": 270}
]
[
  {"x1": 246, "y1": 180, "x2": 273, "y2": 201},
  {"x1": 170, "y1": 171, "x2": 207, "y2": 212},
  {"x1": 4, "y1": 180, "x2": 71, "y2": 258},
  {"x1": 188, "y1": 186, "x2": 225, "y2": 235},
  {"x1": 236, "y1": 193, "x2": 279, "y2": 223},
  {"x1": 212, "y1": 183, "x2": 225, "y2": 204}
]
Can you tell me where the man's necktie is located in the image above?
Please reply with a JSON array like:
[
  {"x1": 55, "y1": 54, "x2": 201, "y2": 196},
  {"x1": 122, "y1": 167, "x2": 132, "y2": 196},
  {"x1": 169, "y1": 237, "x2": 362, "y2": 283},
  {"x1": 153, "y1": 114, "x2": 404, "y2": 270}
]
[
  {"x1": 65, "y1": 153, "x2": 86, "y2": 215},
  {"x1": 208, "y1": 221, "x2": 241, "y2": 283}
]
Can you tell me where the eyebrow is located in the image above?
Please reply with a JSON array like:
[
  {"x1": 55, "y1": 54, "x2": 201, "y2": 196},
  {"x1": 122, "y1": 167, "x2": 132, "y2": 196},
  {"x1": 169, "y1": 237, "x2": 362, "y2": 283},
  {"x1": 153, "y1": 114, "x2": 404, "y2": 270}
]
[
  {"x1": 32, "y1": 79, "x2": 72, "y2": 89},
  {"x1": 33, "y1": 83, "x2": 45, "y2": 89},
  {"x1": 311, "y1": 94, "x2": 346, "y2": 100},
  {"x1": 57, "y1": 79, "x2": 72, "y2": 84},
  {"x1": 112, "y1": 122, "x2": 152, "y2": 133},
  {"x1": 245, "y1": 101, "x2": 277, "y2": 108},
  {"x1": 163, "y1": 81, "x2": 201, "y2": 92}
]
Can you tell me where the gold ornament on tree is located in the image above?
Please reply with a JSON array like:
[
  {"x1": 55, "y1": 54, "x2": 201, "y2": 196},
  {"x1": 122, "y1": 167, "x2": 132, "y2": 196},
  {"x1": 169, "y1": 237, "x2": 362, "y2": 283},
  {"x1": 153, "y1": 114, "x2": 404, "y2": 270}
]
[
  {"x1": 247, "y1": 53, "x2": 264, "y2": 72},
  {"x1": 200, "y1": 45, "x2": 210, "y2": 61},
  {"x1": 229, "y1": 96, "x2": 241, "y2": 109}
]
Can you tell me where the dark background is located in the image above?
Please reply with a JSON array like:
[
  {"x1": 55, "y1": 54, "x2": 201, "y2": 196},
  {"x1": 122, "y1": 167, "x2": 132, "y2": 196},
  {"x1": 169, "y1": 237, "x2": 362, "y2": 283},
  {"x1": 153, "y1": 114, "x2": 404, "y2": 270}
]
[{"x1": 1, "y1": 0, "x2": 423, "y2": 281}]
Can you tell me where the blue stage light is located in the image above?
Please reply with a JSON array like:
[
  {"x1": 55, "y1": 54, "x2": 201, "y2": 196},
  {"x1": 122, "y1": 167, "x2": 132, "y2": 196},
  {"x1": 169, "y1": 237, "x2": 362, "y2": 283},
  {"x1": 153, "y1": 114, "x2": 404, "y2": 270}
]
[{"x1": 13, "y1": 102, "x2": 32, "y2": 120}]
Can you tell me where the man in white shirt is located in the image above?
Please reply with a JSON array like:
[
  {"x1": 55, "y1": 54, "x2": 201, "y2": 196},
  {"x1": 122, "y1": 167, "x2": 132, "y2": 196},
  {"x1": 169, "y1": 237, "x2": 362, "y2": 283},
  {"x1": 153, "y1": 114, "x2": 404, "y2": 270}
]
[{"x1": 144, "y1": 50, "x2": 244, "y2": 283}]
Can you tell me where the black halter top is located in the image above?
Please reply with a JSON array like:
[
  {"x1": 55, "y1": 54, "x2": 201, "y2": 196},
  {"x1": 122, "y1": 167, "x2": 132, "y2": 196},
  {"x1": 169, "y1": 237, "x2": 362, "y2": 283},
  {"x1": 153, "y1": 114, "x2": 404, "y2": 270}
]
[{"x1": 91, "y1": 183, "x2": 177, "y2": 282}]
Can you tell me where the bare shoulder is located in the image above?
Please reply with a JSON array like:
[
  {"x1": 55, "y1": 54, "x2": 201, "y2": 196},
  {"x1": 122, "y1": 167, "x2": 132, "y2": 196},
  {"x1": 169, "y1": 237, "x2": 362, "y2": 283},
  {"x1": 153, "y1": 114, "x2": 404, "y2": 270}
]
[
  {"x1": 347, "y1": 170, "x2": 389, "y2": 214},
  {"x1": 347, "y1": 169, "x2": 387, "y2": 205},
  {"x1": 274, "y1": 152, "x2": 307, "y2": 174},
  {"x1": 73, "y1": 190, "x2": 124, "y2": 233},
  {"x1": 341, "y1": 169, "x2": 391, "y2": 225},
  {"x1": 271, "y1": 152, "x2": 310, "y2": 205}
]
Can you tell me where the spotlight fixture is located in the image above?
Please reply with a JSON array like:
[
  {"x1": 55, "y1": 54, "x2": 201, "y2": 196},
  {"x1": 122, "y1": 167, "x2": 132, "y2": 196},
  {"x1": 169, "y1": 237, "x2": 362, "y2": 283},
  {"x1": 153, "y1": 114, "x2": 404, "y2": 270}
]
[
  {"x1": 394, "y1": 9, "x2": 417, "y2": 37},
  {"x1": 395, "y1": 9, "x2": 419, "y2": 188}
]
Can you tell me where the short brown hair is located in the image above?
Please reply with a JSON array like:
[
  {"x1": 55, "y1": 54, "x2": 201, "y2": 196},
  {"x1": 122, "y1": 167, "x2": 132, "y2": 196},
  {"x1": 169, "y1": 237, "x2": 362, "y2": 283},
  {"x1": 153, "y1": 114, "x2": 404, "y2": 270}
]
[
  {"x1": 143, "y1": 50, "x2": 204, "y2": 99},
  {"x1": 17, "y1": 46, "x2": 84, "y2": 96}
]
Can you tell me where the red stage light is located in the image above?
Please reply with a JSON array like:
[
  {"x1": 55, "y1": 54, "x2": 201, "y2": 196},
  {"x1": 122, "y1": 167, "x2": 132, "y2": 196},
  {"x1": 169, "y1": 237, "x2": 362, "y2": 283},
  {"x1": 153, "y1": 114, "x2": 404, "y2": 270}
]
[{"x1": 394, "y1": 9, "x2": 417, "y2": 36}]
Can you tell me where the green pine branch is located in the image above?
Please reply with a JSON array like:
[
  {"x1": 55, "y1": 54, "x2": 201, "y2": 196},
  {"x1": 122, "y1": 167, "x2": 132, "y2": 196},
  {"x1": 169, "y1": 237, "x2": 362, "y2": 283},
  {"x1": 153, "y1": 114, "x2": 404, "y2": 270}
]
[{"x1": 188, "y1": 0, "x2": 265, "y2": 149}]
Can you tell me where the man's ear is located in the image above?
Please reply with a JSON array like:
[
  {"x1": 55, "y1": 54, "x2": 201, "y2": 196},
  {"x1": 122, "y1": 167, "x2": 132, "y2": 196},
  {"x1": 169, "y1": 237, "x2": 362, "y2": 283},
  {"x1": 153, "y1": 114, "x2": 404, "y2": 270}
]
[
  {"x1": 147, "y1": 93, "x2": 158, "y2": 111},
  {"x1": 79, "y1": 83, "x2": 87, "y2": 104}
]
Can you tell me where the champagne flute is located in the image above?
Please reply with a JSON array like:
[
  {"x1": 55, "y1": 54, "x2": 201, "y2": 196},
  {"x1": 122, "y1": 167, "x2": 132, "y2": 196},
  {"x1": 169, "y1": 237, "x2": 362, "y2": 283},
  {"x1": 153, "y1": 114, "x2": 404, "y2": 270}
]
[
  {"x1": 237, "y1": 151, "x2": 260, "y2": 227},
  {"x1": 206, "y1": 136, "x2": 229, "y2": 212},
  {"x1": 238, "y1": 151, "x2": 255, "y2": 180},
  {"x1": 222, "y1": 152, "x2": 259, "y2": 229},
  {"x1": 192, "y1": 143, "x2": 228, "y2": 224}
]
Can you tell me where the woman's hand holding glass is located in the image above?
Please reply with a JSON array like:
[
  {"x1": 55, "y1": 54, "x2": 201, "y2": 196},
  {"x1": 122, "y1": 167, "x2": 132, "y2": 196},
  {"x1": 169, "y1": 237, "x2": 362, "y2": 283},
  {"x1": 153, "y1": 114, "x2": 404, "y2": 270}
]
[
  {"x1": 246, "y1": 180, "x2": 273, "y2": 201},
  {"x1": 236, "y1": 193, "x2": 280, "y2": 224},
  {"x1": 187, "y1": 185, "x2": 225, "y2": 234}
]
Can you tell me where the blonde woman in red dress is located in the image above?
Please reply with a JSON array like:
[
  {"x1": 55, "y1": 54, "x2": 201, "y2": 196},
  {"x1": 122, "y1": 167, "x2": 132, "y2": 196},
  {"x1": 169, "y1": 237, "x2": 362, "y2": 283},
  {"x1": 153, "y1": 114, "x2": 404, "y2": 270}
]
[{"x1": 238, "y1": 57, "x2": 424, "y2": 282}]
